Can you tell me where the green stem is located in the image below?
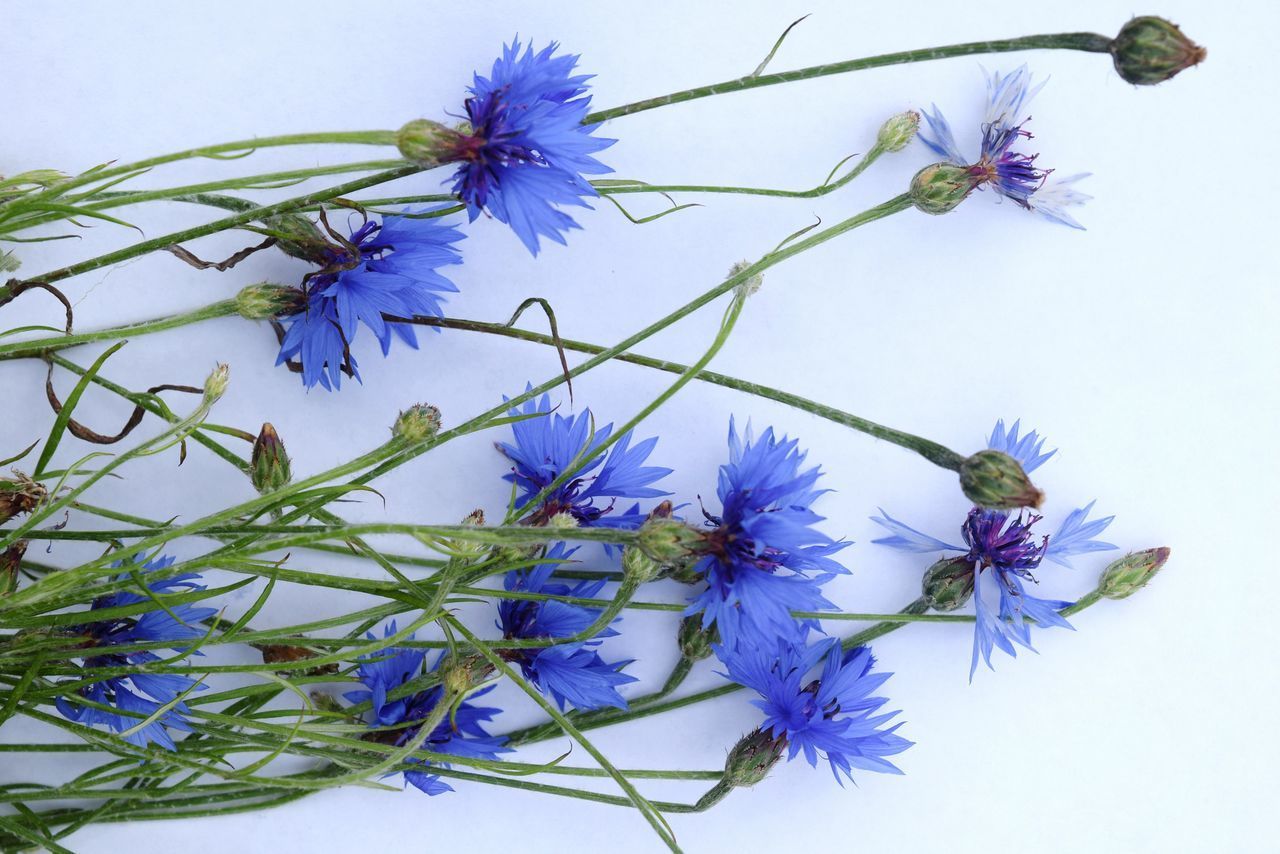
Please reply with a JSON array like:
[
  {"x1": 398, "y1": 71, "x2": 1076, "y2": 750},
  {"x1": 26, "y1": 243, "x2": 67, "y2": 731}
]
[
  {"x1": 0, "y1": 300, "x2": 237, "y2": 360},
  {"x1": 404, "y1": 312, "x2": 965, "y2": 470},
  {"x1": 29, "y1": 166, "x2": 422, "y2": 286},
  {"x1": 19, "y1": 131, "x2": 399, "y2": 205},
  {"x1": 586, "y1": 33, "x2": 1112, "y2": 123}
]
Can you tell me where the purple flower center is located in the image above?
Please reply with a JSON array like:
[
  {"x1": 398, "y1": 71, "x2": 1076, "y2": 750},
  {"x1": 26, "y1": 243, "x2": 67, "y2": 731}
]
[{"x1": 962, "y1": 507, "x2": 1048, "y2": 577}]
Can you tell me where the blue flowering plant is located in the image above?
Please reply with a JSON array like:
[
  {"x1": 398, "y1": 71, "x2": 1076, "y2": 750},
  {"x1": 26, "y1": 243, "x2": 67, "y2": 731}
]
[{"x1": 0, "y1": 14, "x2": 1198, "y2": 852}]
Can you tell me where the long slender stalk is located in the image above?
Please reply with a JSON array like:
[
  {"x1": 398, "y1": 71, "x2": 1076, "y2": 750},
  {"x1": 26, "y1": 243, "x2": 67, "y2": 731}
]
[{"x1": 586, "y1": 33, "x2": 1112, "y2": 122}]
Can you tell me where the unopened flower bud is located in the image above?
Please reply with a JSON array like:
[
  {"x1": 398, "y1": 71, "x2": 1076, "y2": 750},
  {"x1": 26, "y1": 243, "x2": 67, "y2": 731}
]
[
  {"x1": 922, "y1": 556, "x2": 975, "y2": 611},
  {"x1": 622, "y1": 545, "x2": 663, "y2": 585},
  {"x1": 545, "y1": 511, "x2": 580, "y2": 532},
  {"x1": 441, "y1": 653, "x2": 495, "y2": 696},
  {"x1": 250, "y1": 423, "x2": 292, "y2": 494},
  {"x1": 235, "y1": 282, "x2": 306, "y2": 320},
  {"x1": 262, "y1": 213, "x2": 332, "y2": 264},
  {"x1": 309, "y1": 690, "x2": 345, "y2": 714},
  {"x1": 877, "y1": 110, "x2": 920, "y2": 152},
  {"x1": 2, "y1": 540, "x2": 28, "y2": 597},
  {"x1": 1110, "y1": 17, "x2": 1205, "y2": 86},
  {"x1": 910, "y1": 162, "x2": 974, "y2": 215},
  {"x1": 203, "y1": 363, "x2": 230, "y2": 402},
  {"x1": 729, "y1": 260, "x2": 763, "y2": 298},
  {"x1": 959, "y1": 449, "x2": 1043, "y2": 509},
  {"x1": 396, "y1": 119, "x2": 467, "y2": 166},
  {"x1": 393, "y1": 404, "x2": 442, "y2": 444},
  {"x1": 677, "y1": 614, "x2": 718, "y2": 661},
  {"x1": 724, "y1": 727, "x2": 786, "y2": 788},
  {"x1": 1098, "y1": 547, "x2": 1171, "y2": 600},
  {"x1": 0, "y1": 473, "x2": 46, "y2": 523}
]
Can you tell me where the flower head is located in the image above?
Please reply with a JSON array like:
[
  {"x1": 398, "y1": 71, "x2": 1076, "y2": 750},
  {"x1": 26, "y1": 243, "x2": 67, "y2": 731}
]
[
  {"x1": 345, "y1": 624, "x2": 509, "y2": 795},
  {"x1": 276, "y1": 211, "x2": 463, "y2": 390},
  {"x1": 495, "y1": 546, "x2": 637, "y2": 711},
  {"x1": 54, "y1": 554, "x2": 215, "y2": 750},
  {"x1": 718, "y1": 638, "x2": 911, "y2": 783},
  {"x1": 448, "y1": 39, "x2": 615, "y2": 255},
  {"x1": 871, "y1": 419, "x2": 1117, "y2": 677},
  {"x1": 686, "y1": 419, "x2": 848, "y2": 650},
  {"x1": 919, "y1": 66, "x2": 1091, "y2": 228},
  {"x1": 498, "y1": 387, "x2": 671, "y2": 535}
]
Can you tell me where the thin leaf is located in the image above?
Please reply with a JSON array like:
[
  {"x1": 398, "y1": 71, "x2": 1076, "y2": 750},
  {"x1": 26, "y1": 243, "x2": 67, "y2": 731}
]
[{"x1": 34, "y1": 342, "x2": 127, "y2": 478}]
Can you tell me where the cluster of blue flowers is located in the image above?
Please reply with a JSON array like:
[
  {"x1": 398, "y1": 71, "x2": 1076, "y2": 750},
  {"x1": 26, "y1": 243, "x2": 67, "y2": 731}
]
[
  {"x1": 872, "y1": 419, "x2": 1117, "y2": 677},
  {"x1": 275, "y1": 39, "x2": 613, "y2": 390},
  {"x1": 50, "y1": 410, "x2": 1120, "y2": 795},
  {"x1": 493, "y1": 397, "x2": 910, "y2": 784},
  {"x1": 55, "y1": 554, "x2": 215, "y2": 750}
]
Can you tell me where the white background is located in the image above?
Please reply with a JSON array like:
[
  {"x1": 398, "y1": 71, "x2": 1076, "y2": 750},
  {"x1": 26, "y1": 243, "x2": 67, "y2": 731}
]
[{"x1": 2, "y1": 1, "x2": 1277, "y2": 852}]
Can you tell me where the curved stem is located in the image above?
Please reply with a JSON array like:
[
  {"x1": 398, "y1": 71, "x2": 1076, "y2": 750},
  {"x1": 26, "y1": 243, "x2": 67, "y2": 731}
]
[
  {"x1": 29, "y1": 166, "x2": 422, "y2": 286},
  {"x1": 18, "y1": 131, "x2": 399, "y2": 207},
  {"x1": 586, "y1": 33, "x2": 1112, "y2": 123}
]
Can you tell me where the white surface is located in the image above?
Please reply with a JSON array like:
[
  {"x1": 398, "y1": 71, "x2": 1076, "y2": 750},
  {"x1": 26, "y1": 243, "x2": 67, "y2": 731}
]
[{"x1": 2, "y1": 1, "x2": 1277, "y2": 852}]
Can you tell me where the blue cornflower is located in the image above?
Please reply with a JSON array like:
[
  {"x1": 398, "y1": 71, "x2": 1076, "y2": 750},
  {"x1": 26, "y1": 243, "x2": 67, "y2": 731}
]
[
  {"x1": 719, "y1": 638, "x2": 911, "y2": 783},
  {"x1": 498, "y1": 387, "x2": 671, "y2": 533},
  {"x1": 276, "y1": 210, "x2": 464, "y2": 390},
  {"x1": 495, "y1": 546, "x2": 637, "y2": 711},
  {"x1": 686, "y1": 419, "x2": 848, "y2": 650},
  {"x1": 345, "y1": 624, "x2": 509, "y2": 795},
  {"x1": 871, "y1": 419, "x2": 1117, "y2": 677},
  {"x1": 54, "y1": 554, "x2": 216, "y2": 750},
  {"x1": 919, "y1": 65, "x2": 1091, "y2": 228},
  {"x1": 449, "y1": 39, "x2": 615, "y2": 255}
]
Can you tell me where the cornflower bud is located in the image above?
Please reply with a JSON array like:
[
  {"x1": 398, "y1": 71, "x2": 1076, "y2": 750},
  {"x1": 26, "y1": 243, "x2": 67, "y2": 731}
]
[
  {"x1": 2, "y1": 540, "x2": 28, "y2": 597},
  {"x1": 1110, "y1": 17, "x2": 1206, "y2": 86},
  {"x1": 396, "y1": 119, "x2": 467, "y2": 166},
  {"x1": 677, "y1": 614, "x2": 718, "y2": 661},
  {"x1": 959, "y1": 449, "x2": 1044, "y2": 509},
  {"x1": 235, "y1": 282, "x2": 306, "y2": 320},
  {"x1": 910, "y1": 162, "x2": 974, "y2": 215},
  {"x1": 0, "y1": 473, "x2": 45, "y2": 524},
  {"x1": 877, "y1": 110, "x2": 921, "y2": 152},
  {"x1": 250, "y1": 423, "x2": 292, "y2": 494},
  {"x1": 724, "y1": 727, "x2": 786, "y2": 788},
  {"x1": 729, "y1": 260, "x2": 763, "y2": 299},
  {"x1": 262, "y1": 213, "x2": 332, "y2": 264},
  {"x1": 1098, "y1": 547, "x2": 1171, "y2": 599},
  {"x1": 203, "y1": 363, "x2": 230, "y2": 403},
  {"x1": 393, "y1": 404, "x2": 442, "y2": 444},
  {"x1": 441, "y1": 652, "x2": 496, "y2": 696},
  {"x1": 922, "y1": 556, "x2": 976, "y2": 611}
]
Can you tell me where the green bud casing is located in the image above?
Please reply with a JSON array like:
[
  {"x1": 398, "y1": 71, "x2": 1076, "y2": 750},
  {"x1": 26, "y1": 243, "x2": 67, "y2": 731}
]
[
  {"x1": 396, "y1": 119, "x2": 466, "y2": 166},
  {"x1": 677, "y1": 614, "x2": 718, "y2": 661},
  {"x1": 724, "y1": 727, "x2": 786, "y2": 788},
  {"x1": 2, "y1": 540, "x2": 27, "y2": 597},
  {"x1": 250, "y1": 422, "x2": 292, "y2": 494},
  {"x1": 636, "y1": 517, "x2": 707, "y2": 566},
  {"x1": 922, "y1": 556, "x2": 976, "y2": 611},
  {"x1": 393, "y1": 404, "x2": 442, "y2": 444},
  {"x1": 1111, "y1": 17, "x2": 1206, "y2": 86},
  {"x1": 235, "y1": 282, "x2": 306, "y2": 320},
  {"x1": 1098, "y1": 547, "x2": 1171, "y2": 599},
  {"x1": 877, "y1": 110, "x2": 921, "y2": 153},
  {"x1": 910, "y1": 162, "x2": 973, "y2": 215},
  {"x1": 959, "y1": 449, "x2": 1044, "y2": 509}
]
